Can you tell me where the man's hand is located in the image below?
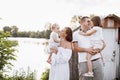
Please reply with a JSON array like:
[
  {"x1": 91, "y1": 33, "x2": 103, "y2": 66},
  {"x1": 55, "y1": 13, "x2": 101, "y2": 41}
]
[
  {"x1": 86, "y1": 47, "x2": 102, "y2": 55},
  {"x1": 86, "y1": 47, "x2": 95, "y2": 54},
  {"x1": 94, "y1": 48, "x2": 101, "y2": 53}
]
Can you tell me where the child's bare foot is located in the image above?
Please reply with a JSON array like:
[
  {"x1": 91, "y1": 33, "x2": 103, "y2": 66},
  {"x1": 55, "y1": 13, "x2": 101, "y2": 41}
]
[{"x1": 47, "y1": 59, "x2": 51, "y2": 64}]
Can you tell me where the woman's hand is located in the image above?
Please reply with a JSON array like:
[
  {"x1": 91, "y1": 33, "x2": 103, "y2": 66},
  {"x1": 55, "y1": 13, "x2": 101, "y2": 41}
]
[{"x1": 50, "y1": 46, "x2": 58, "y2": 54}]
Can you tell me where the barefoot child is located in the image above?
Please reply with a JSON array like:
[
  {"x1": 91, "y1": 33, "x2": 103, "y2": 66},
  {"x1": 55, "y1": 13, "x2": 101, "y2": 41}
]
[
  {"x1": 47, "y1": 23, "x2": 60, "y2": 64},
  {"x1": 79, "y1": 16, "x2": 106, "y2": 77}
]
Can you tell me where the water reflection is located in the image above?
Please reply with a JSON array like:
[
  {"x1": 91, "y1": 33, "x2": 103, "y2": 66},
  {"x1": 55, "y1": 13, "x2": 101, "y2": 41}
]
[{"x1": 9, "y1": 38, "x2": 50, "y2": 80}]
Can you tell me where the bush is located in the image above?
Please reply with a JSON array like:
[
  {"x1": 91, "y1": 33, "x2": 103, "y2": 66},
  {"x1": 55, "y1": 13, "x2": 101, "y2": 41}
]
[
  {"x1": 40, "y1": 69, "x2": 49, "y2": 80},
  {"x1": 0, "y1": 31, "x2": 18, "y2": 80},
  {"x1": 2, "y1": 67, "x2": 36, "y2": 80}
]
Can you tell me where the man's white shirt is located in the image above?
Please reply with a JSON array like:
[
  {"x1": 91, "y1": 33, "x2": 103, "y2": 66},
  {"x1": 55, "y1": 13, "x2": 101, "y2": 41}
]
[{"x1": 73, "y1": 30, "x2": 101, "y2": 63}]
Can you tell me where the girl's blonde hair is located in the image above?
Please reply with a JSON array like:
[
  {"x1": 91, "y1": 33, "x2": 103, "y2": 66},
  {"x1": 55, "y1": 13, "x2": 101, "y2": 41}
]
[{"x1": 51, "y1": 23, "x2": 58, "y2": 31}]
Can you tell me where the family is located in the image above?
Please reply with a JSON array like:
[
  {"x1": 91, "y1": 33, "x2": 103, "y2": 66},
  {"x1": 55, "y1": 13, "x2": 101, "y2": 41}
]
[{"x1": 47, "y1": 16, "x2": 106, "y2": 80}]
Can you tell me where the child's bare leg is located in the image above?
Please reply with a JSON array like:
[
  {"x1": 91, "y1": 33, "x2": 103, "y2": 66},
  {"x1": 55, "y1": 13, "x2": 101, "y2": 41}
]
[
  {"x1": 47, "y1": 52, "x2": 52, "y2": 64},
  {"x1": 83, "y1": 53, "x2": 94, "y2": 77},
  {"x1": 86, "y1": 53, "x2": 93, "y2": 72}
]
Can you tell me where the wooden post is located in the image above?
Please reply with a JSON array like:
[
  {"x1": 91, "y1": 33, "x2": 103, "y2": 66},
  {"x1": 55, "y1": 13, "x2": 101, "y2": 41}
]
[{"x1": 69, "y1": 50, "x2": 79, "y2": 80}]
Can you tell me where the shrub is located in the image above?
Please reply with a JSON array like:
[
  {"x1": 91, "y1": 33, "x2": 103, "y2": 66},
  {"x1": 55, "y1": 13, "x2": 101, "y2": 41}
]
[
  {"x1": 40, "y1": 69, "x2": 49, "y2": 80},
  {"x1": 3, "y1": 67, "x2": 36, "y2": 80}
]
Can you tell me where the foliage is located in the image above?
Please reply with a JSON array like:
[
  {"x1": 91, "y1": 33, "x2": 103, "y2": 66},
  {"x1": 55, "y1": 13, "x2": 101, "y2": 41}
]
[
  {"x1": 40, "y1": 69, "x2": 49, "y2": 80},
  {"x1": 2, "y1": 26, "x2": 52, "y2": 39},
  {"x1": 14, "y1": 30, "x2": 51, "y2": 39},
  {"x1": 0, "y1": 31, "x2": 18, "y2": 79},
  {"x1": 11, "y1": 25, "x2": 19, "y2": 37},
  {"x1": 2, "y1": 67, "x2": 36, "y2": 80},
  {"x1": 3, "y1": 26, "x2": 12, "y2": 33},
  {"x1": 44, "y1": 30, "x2": 52, "y2": 39}
]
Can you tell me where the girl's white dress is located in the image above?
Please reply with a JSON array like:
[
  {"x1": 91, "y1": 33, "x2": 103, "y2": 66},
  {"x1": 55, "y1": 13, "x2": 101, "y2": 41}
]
[
  {"x1": 49, "y1": 47, "x2": 72, "y2": 80},
  {"x1": 89, "y1": 26, "x2": 104, "y2": 48},
  {"x1": 47, "y1": 31, "x2": 60, "y2": 53}
]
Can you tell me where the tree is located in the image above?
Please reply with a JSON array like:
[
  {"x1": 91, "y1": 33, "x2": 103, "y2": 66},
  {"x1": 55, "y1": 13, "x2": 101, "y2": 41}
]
[
  {"x1": 0, "y1": 31, "x2": 18, "y2": 78},
  {"x1": 3, "y1": 26, "x2": 12, "y2": 33},
  {"x1": 90, "y1": 14, "x2": 95, "y2": 19},
  {"x1": 45, "y1": 30, "x2": 51, "y2": 39},
  {"x1": 11, "y1": 25, "x2": 18, "y2": 37},
  {"x1": 44, "y1": 22, "x2": 52, "y2": 30}
]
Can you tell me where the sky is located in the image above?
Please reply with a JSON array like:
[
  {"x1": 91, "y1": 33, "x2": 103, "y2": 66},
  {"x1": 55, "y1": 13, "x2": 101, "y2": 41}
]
[{"x1": 0, "y1": 0, "x2": 120, "y2": 31}]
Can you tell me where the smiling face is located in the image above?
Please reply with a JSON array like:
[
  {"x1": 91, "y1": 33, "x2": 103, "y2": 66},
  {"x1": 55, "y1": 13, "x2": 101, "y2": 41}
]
[
  {"x1": 83, "y1": 18, "x2": 91, "y2": 28},
  {"x1": 59, "y1": 28, "x2": 66, "y2": 39},
  {"x1": 51, "y1": 23, "x2": 60, "y2": 33},
  {"x1": 80, "y1": 17, "x2": 91, "y2": 31},
  {"x1": 59, "y1": 27, "x2": 72, "y2": 42},
  {"x1": 54, "y1": 25, "x2": 60, "y2": 33}
]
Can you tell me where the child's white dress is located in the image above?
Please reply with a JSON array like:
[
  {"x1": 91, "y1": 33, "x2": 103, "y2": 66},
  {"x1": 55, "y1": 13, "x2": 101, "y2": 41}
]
[
  {"x1": 49, "y1": 47, "x2": 72, "y2": 80},
  {"x1": 49, "y1": 31, "x2": 60, "y2": 47},
  {"x1": 89, "y1": 26, "x2": 104, "y2": 49}
]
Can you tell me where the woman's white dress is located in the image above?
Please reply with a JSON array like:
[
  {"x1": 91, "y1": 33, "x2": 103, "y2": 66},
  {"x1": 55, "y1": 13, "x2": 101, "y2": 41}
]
[{"x1": 49, "y1": 47, "x2": 72, "y2": 80}]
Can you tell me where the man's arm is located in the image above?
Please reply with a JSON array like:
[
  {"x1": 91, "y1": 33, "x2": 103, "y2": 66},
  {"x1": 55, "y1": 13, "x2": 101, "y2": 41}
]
[
  {"x1": 90, "y1": 40, "x2": 106, "y2": 55},
  {"x1": 73, "y1": 41, "x2": 95, "y2": 54}
]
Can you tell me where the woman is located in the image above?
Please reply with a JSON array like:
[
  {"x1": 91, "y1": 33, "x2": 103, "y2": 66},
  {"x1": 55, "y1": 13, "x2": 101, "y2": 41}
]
[{"x1": 49, "y1": 27, "x2": 73, "y2": 80}]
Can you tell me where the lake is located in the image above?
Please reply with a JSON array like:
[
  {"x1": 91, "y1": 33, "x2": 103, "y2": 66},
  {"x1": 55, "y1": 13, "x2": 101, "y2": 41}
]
[{"x1": 8, "y1": 37, "x2": 50, "y2": 80}]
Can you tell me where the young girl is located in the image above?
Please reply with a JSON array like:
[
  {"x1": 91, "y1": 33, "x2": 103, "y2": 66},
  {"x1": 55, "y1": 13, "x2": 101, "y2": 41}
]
[
  {"x1": 79, "y1": 16, "x2": 106, "y2": 77},
  {"x1": 47, "y1": 23, "x2": 60, "y2": 64}
]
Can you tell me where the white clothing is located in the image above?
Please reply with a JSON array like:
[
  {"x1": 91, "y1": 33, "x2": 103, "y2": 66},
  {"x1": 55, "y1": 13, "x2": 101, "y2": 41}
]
[
  {"x1": 49, "y1": 31, "x2": 60, "y2": 47},
  {"x1": 49, "y1": 47, "x2": 72, "y2": 80},
  {"x1": 73, "y1": 30, "x2": 101, "y2": 63},
  {"x1": 48, "y1": 31, "x2": 60, "y2": 53},
  {"x1": 89, "y1": 26, "x2": 104, "y2": 40},
  {"x1": 48, "y1": 32, "x2": 60, "y2": 80},
  {"x1": 49, "y1": 53, "x2": 57, "y2": 80},
  {"x1": 89, "y1": 26, "x2": 104, "y2": 49}
]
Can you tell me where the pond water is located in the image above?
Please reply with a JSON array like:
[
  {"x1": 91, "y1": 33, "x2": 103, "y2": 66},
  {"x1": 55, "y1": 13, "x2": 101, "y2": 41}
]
[{"x1": 8, "y1": 37, "x2": 50, "y2": 80}]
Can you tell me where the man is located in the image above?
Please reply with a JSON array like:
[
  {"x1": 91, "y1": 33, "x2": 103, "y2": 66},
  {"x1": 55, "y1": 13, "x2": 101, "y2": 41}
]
[{"x1": 73, "y1": 16, "x2": 105, "y2": 80}]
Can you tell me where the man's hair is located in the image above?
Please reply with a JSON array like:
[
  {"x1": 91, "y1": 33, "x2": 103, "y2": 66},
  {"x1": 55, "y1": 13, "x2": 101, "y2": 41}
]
[{"x1": 80, "y1": 16, "x2": 89, "y2": 22}]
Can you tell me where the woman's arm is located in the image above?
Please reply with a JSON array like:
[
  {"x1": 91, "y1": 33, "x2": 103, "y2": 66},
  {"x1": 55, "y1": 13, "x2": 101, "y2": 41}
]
[
  {"x1": 53, "y1": 37, "x2": 60, "y2": 43},
  {"x1": 52, "y1": 47, "x2": 72, "y2": 63},
  {"x1": 51, "y1": 46, "x2": 58, "y2": 54},
  {"x1": 79, "y1": 29, "x2": 96, "y2": 36}
]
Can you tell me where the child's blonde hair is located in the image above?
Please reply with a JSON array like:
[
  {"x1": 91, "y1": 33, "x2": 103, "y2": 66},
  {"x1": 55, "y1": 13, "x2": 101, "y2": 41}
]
[{"x1": 51, "y1": 23, "x2": 58, "y2": 31}]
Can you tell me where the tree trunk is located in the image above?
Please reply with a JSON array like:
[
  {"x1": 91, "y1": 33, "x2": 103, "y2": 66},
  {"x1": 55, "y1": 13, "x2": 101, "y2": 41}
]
[{"x1": 69, "y1": 50, "x2": 79, "y2": 80}]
